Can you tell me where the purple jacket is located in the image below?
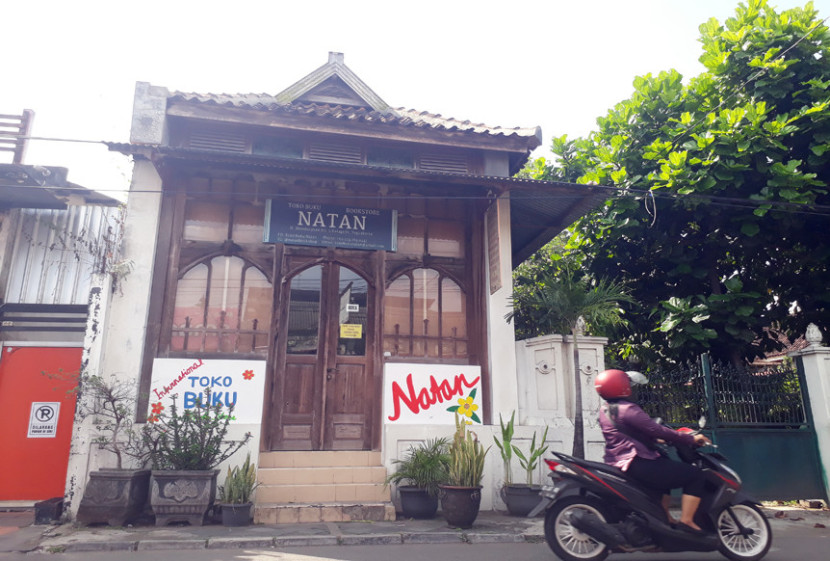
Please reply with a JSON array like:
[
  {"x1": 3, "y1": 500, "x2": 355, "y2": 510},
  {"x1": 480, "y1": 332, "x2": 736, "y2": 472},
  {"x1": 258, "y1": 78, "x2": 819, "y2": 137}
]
[{"x1": 599, "y1": 400, "x2": 697, "y2": 470}]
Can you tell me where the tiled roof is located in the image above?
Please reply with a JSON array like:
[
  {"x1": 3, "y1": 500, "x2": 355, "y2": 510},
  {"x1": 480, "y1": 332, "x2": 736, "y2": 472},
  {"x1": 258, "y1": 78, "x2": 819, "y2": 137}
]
[{"x1": 167, "y1": 91, "x2": 541, "y2": 143}]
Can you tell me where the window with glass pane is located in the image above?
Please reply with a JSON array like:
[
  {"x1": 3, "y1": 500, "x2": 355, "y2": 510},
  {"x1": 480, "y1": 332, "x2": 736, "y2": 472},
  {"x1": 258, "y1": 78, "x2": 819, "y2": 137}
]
[
  {"x1": 428, "y1": 220, "x2": 465, "y2": 258},
  {"x1": 383, "y1": 268, "x2": 467, "y2": 359},
  {"x1": 184, "y1": 201, "x2": 264, "y2": 242},
  {"x1": 170, "y1": 256, "x2": 271, "y2": 355},
  {"x1": 183, "y1": 202, "x2": 229, "y2": 241},
  {"x1": 231, "y1": 205, "x2": 265, "y2": 243},
  {"x1": 337, "y1": 268, "x2": 368, "y2": 356},
  {"x1": 286, "y1": 266, "x2": 322, "y2": 355}
]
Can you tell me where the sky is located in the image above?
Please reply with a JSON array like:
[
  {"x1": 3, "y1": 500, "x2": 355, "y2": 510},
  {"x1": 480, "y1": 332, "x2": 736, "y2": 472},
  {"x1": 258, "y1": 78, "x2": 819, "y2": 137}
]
[{"x1": 5, "y1": 0, "x2": 830, "y2": 199}]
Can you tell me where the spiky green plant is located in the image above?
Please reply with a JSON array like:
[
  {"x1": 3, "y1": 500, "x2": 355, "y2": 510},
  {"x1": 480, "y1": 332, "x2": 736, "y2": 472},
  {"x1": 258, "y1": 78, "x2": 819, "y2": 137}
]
[
  {"x1": 446, "y1": 414, "x2": 490, "y2": 487},
  {"x1": 511, "y1": 426, "x2": 549, "y2": 485},
  {"x1": 493, "y1": 411, "x2": 515, "y2": 485},
  {"x1": 385, "y1": 438, "x2": 449, "y2": 496},
  {"x1": 219, "y1": 453, "x2": 258, "y2": 504}
]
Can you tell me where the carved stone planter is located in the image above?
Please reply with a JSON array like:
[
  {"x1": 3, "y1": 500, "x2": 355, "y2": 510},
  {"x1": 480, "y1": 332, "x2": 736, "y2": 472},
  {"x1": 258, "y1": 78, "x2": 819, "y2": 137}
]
[
  {"x1": 76, "y1": 469, "x2": 150, "y2": 526},
  {"x1": 149, "y1": 469, "x2": 218, "y2": 526}
]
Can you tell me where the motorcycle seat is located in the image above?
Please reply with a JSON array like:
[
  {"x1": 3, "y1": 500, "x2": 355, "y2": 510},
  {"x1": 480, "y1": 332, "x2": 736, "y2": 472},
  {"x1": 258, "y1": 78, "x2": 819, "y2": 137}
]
[{"x1": 570, "y1": 456, "x2": 626, "y2": 476}]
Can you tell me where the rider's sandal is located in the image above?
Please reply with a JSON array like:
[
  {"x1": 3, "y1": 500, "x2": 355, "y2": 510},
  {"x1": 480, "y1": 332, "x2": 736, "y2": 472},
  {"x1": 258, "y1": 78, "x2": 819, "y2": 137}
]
[{"x1": 677, "y1": 522, "x2": 707, "y2": 536}]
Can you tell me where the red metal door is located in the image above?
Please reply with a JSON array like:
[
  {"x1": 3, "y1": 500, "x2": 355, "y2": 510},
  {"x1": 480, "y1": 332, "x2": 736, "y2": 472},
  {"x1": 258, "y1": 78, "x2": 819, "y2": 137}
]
[{"x1": 0, "y1": 346, "x2": 81, "y2": 500}]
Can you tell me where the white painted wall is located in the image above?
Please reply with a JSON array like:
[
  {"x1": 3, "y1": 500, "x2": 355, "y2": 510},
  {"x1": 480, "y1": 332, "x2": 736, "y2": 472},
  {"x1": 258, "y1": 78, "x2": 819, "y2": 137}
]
[
  {"x1": 63, "y1": 160, "x2": 163, "y2": 516},
  {"x1": 382, "y1": 333, "x2": 608, "y2": 513}
]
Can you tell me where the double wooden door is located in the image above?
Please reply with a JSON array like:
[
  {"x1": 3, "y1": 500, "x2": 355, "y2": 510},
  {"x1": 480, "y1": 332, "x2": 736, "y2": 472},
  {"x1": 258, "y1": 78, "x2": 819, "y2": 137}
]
[{"x1": 269, "y1": 257, "x2": 375, "y2": 450}]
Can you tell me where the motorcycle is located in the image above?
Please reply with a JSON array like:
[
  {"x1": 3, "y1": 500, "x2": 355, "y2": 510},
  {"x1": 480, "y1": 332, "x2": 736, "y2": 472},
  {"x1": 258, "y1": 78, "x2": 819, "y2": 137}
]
[{"x1": 528, "y1": 422, "x2": 772, "y2": 561}]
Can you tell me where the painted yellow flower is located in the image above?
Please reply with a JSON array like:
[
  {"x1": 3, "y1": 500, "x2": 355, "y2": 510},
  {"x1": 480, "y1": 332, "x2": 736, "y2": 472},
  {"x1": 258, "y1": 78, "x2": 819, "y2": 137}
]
[{"x1": 457, "y1": 396, "x2": 479, "y2": 418}]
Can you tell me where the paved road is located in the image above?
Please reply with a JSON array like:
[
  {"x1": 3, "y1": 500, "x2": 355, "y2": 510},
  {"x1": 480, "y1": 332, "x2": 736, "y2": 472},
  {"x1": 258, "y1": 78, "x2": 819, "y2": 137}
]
[{"x1": 1, "y1": 517, "x2": 827, "y2": 561}]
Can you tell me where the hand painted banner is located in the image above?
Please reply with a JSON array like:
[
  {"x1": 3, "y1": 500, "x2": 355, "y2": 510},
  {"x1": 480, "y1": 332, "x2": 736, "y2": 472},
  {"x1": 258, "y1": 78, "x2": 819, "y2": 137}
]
[
  {"x1": 383, "y1": 363, "x2": 482, "y2": 424},
  {"x1": 149, "y1": 359, "x2": 266, "y2": 424}
]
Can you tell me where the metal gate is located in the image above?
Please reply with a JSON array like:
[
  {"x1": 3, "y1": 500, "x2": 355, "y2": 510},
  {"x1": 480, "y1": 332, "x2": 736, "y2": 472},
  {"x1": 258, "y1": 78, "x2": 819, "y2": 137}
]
[{"x1": 638, "y1": 355, "x2": 826, "y2": 501}]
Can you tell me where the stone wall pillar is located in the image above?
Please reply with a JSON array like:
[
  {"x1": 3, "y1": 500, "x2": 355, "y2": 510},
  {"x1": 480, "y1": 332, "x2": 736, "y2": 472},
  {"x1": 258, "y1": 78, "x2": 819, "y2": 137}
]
[{"x1": 790, "y1": 323, "x2": 830, "y2": 500}]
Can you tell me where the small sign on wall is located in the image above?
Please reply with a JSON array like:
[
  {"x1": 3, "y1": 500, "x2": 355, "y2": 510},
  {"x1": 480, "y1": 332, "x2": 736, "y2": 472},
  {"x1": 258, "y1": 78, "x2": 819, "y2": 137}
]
[
  {"x1": 28, "y1": 402, "x2": 60, "y2": 438},
  {"x1": 383, "y1": 364, "x2": 482, "y2": 424},
  {"x1": 149, "y1": 359, "x2": 266, "y2": 424}
]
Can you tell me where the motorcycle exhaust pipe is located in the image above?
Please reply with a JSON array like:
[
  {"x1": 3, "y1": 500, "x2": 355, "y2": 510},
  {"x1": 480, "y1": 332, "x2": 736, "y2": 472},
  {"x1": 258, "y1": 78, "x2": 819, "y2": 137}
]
[{"x1": 569, "y1": 510, "x2": 626, "y2": 548}]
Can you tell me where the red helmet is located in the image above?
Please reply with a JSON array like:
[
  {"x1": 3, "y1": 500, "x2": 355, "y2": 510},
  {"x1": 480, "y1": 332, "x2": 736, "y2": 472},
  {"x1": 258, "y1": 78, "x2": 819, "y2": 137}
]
[{"x1": 595, "y1": 369, "x2": 631, "y2": 399}]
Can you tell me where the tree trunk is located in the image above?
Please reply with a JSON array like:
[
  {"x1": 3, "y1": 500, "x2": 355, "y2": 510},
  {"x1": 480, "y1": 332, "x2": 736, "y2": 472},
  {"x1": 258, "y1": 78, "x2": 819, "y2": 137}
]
[{"x1": 570, "y1": 331, "x2": 585, "y2": 459}]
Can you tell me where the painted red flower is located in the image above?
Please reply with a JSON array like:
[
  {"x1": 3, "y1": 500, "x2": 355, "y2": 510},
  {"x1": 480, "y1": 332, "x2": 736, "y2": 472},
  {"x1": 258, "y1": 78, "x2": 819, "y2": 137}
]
[
  {"x1": 147, "y1": 414, "x2": 160, "y2": 423},
  {"x1": 151, "y1": 402, "x2": 164, "y2": 415},
  {"x1": 242, "y1": 369, "x2": 255, "y2": 380}
]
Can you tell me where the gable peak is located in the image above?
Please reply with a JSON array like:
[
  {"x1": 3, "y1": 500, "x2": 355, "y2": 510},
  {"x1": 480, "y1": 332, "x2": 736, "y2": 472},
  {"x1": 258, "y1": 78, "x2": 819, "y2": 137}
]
[{"x1": 275, "y1": 52, "x2": 392, "y2": 114}]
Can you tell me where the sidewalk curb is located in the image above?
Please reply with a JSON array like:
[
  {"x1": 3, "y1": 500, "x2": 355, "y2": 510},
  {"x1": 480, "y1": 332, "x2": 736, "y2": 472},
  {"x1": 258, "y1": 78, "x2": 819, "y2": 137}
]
[{"x1": 39, "y1": 528, "x2": 547, "y2": 553}]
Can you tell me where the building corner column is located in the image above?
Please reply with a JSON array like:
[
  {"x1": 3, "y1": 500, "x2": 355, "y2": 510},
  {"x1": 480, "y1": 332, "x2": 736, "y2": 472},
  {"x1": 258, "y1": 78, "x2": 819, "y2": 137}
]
[{"x1": 790, "y1": 323, "x2": 830, "y2": 500}]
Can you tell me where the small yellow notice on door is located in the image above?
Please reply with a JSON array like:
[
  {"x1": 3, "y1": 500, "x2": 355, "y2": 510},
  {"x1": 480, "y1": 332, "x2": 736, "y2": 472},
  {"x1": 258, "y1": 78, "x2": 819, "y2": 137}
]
[{"x1": 340, "y1": 324, "x2": 363, "y2": 339}]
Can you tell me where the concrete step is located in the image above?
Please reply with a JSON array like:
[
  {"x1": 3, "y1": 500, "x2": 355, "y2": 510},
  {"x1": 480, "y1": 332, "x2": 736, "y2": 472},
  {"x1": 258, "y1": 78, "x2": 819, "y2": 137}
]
[
  {"x1": 258, "y1": 465, "x2": 387, "y2": 485},
  {"x1": 253, "y1": 502, "x2": 396, "y2": 524},
  {"x1": 254, "y1": 451, "x2": 393, "y2": 523},
  {"x1": 258, "y1": 451, "x2": 382, "y2": 468},
  {"x1": 256, "y1": 482, "x2": 390, "y2": 503}
]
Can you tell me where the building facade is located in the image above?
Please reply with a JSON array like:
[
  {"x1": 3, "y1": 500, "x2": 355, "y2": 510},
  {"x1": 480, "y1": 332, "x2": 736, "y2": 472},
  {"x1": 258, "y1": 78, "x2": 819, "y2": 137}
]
[{"x1": 65, "y1": 54, "x2": 605, "y2": 519}]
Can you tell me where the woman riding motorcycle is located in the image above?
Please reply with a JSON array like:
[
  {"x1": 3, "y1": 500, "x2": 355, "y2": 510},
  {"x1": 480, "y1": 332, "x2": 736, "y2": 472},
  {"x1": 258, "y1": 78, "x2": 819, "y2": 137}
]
[{"x1": 595, "y1": 369, "x2": 712, "y2": 534}]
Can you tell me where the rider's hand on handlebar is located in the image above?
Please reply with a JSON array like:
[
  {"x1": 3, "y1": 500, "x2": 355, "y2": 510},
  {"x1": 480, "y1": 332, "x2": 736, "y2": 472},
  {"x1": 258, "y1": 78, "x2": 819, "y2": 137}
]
[{"x1": 693, "y1": 433, "x2": 712, "y2": 447}]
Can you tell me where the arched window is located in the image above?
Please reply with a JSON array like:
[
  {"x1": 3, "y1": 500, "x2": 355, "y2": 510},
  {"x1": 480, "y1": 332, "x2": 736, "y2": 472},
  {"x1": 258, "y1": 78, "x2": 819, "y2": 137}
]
[
  {"x1": 383, "y1": 268, "x2": 467, "y2": 359},
  {"x1": 170, "y1": 255, "x2": 272, "y2": 355}
]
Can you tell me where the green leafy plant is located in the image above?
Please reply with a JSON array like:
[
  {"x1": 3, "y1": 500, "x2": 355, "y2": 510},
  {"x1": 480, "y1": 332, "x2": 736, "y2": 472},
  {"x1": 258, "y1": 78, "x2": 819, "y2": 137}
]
[
  {"x1": 446, "y1": 414, "x2": 490, "y2": 487},
  {"x1": 511, "y1": 426, "x2": 549, "y2": 485},
  {"x1": 493, "y1": 411, "x2": 515, "y2": 485},
  {"x1": 219, "y1": 453, "x2": 259, "y2": 504},
  {"x1": 385, "y1": 438, "x2": 449, "y2": 496},
  {"x1": 140, "y1": 389, "x2": 251, "y2": 470}
]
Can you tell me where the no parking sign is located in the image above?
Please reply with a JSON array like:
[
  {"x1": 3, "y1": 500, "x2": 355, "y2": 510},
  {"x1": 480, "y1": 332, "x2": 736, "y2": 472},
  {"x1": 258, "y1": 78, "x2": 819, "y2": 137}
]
[{"x1": 27, "y1": 402, "x2": 60, "y2": 438}]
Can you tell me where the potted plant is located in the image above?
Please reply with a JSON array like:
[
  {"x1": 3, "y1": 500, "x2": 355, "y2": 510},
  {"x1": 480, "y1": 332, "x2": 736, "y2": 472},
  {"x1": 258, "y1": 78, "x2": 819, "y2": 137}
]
[
  {"x1": 75, "y1": 374, "x2": 151, "y2": 526},
  {"x1": 385, "y1": 438, "x2": 449, "y2": 519},
  {"x1": 218, "y1": 453, "x2": 258, "y2": 526},
  {"x1": 506, "y1": 425, "x2": 549, "y2": 516},
  {"x1": 438, "y1": 415, "x2": 490, "y2": 529},
  {"x1": 140, "y1": 389, "x2": 251, "y2": 526}
]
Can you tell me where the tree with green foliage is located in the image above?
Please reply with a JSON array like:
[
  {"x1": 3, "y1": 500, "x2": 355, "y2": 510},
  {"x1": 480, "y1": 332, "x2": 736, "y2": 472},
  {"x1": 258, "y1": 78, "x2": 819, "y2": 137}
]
[
  {"x1": 508, "y1": 260, "x2": 633, "y2": 458},
  {"x1": 523, "y1": 0, "x2": 830, "y2": 368}
]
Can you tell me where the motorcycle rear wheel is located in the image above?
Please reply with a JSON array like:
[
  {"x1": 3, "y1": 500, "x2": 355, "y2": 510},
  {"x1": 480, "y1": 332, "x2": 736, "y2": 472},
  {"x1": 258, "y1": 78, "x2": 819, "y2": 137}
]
[
  {"x1": 716, "y1": 502, "x2": 772, "y2": 561},
  {"x1": 544, "y1": 496, "x2": 610, "y2": 561}
]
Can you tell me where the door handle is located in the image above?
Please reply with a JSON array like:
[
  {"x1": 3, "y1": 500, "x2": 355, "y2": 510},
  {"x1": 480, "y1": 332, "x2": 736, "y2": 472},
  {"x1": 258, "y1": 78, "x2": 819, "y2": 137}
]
[{"x1": 326, "y1": 367, "x2": 337, "y2": 380}]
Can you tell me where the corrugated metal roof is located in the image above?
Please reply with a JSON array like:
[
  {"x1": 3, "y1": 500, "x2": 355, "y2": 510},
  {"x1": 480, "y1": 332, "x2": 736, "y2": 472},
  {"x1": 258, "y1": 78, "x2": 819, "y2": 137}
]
[{"x1": 168, "y1": 92, "x2": 541, "y2": 144}]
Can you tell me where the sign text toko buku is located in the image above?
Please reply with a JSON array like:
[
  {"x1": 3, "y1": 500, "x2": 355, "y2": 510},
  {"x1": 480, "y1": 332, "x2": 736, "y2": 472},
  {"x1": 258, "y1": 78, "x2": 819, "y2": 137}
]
[{"x1": 264, "y1": 200, "x2": 397, "y2": 251}]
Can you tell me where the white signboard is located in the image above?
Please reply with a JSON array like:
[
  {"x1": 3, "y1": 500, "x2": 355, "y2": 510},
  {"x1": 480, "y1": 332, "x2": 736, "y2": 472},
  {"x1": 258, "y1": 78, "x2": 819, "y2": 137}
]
[
  {"x1": 28, "y1": 402, "x2": 60, "y2": 438},
  {"x1": 149, "y1": 359, "x2": 266, "y2": 424},
  {"x1": 383, "y1": 364, "x2": 482, "y2": 424}
]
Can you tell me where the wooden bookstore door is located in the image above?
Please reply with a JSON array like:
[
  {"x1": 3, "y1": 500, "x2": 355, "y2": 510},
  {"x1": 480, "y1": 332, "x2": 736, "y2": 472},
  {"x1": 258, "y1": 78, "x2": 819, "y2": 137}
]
[{"x1": 271, "y1": 260, "x2": 375, "y2": 450}]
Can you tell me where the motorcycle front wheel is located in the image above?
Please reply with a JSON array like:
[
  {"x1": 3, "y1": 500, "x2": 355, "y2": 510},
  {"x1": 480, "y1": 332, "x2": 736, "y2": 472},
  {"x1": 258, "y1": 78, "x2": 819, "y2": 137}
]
[
  {"x1": 544, "y1": 496, "x2": 610, "y2": 561},
  {"x1": 716, "y1": 502, "x2": 772, "y2": 561}
]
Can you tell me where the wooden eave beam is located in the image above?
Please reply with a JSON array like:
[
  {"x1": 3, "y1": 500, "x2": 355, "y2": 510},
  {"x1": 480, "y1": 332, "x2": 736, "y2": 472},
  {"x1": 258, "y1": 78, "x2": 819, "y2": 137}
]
[{"x1": 166, "y1": 102, "x2": 540, "y2": 154}]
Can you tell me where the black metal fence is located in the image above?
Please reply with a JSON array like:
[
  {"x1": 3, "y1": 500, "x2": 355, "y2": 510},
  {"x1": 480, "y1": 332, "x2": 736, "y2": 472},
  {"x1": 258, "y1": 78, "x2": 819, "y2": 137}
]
[{"x1": 638, "y1": 357, "x2": 808, "y2": 428}]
